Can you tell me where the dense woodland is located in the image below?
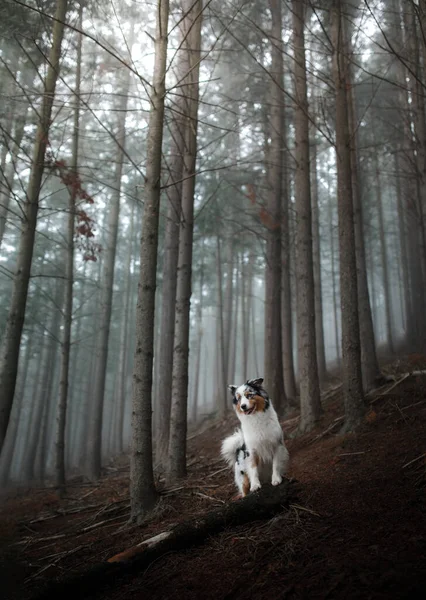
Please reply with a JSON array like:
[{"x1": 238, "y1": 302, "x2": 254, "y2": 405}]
[{"x1": 0, "y1": 0, "x2": 425, "y2": 522}]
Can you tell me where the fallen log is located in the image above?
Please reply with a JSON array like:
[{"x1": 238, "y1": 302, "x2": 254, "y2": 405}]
[{"x1": 32, "y1": 480, "x2": 296, "y2": 600}]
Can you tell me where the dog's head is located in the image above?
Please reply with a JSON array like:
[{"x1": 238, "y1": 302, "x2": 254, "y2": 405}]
[{"x1": 228, "y1": 378, "x2": 270, "y2": 415}]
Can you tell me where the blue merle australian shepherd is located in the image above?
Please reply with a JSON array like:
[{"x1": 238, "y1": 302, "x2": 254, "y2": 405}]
[{"x1": 221, "y1": 378, "x2": 289, "y2": 497}]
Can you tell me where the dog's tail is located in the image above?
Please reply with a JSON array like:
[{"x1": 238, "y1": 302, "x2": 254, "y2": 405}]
[{"x1": 221, "y1": 429, "x2": 244, "y2": 468}]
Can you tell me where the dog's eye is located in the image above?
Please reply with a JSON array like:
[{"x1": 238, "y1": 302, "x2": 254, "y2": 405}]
[{"x1": 236, "y1": 393, "x2": 241, "y2": 400}]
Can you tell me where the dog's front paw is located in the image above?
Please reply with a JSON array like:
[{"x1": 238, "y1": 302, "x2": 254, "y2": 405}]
[
  {"x1": 271, "y1": 475, "x2": 282, "y2": 486},
  {"x1": 250, "y1": 480, "x2": 261, "y2": 492}
]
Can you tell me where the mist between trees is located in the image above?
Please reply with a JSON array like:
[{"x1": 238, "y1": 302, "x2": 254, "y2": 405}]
[{"x1": 0, "y1": 0, "x2": 425, "y2": 520}]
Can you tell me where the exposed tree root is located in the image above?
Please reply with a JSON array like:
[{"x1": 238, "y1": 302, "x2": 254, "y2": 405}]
[{"x1": 32, "y1": 480, "x2": 296, "y2": 600}]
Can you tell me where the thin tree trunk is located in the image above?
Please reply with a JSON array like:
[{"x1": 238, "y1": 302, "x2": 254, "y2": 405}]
[
  {"x1": 292, "y1": 0, "x2": 322, "y2": 432},
  {"x1": 55, "y1": 3, "x2": 83, "y2": 492},
  {"x1": 87, "y1": 35, "x2": 133, "y2": 479},
  {"x1": 403, "y1": 4, "x2": 426, "y2": 348},
  {"x1": 328, "y1": 178, "x2": 341, "y2": 370},
  {"x1": 373, "y1": 150, "x2": 394, "y2": 353},
  {"x1": 229, "y1": 258, "x2": 239, "y2": 384},
  {"x1": 38, "y1": 343, "x2": 59, "y2": 483},
  {"x1": 224, "y1": 237, "x2": 234, "y2": 379},
  {"x1": 23, "y1": 289, "x2": 62, "y2": 482},
  {"x1": 310, "y1": 115, "x2": 328, "y2": 382},
  {"x1": 281, "y1": 78, "x2": 297, "y2": 401},
  {"x1": 264, "y1": 0, "x2": 286, "y2": 415},
  {"x1": 395, "y1": 151, "x2": 412, "y2": 340},
  {"x1": 251, "y1": 263, "x2": 260, "y2": 377},
  {"x1": 215, "y1": 234, "x2": 227, "y2": 414},
  {"x1": 155, "y1": 13, "x2": 190, "y2": 468},
  {"x1": 191, "y1": 257, "x2": 204, "y2": 423},
  {"x1": 347, "y1": 75, "x2": 380, "y2": 390},
  {"x1": 115, "y1": 202, "x2": 136, "y2": 455},
  {"x1": 130, "y1": 0, "x2": 169, "y2": 522},
  {"x1": 0, "y1": 0, "x2": 69, "y2": 452},
  {"x1": 167, "y1": 0, "x2": 202, "y2": 483},
  {"x1": 36, "y1": 338, "x2": 59, "y2": 482},
  {"x1": 241, "y1": 254, "x2": 249, "y2": 377},
  {"x1": 331, "y1": 0, "x2": 364, "y2": 430}
]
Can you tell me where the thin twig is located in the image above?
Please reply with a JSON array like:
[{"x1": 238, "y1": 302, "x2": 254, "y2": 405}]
[
  {"x1": 80, "y1": 514, "x2": 127, "y2": 533},
  {"x1": 402, "y1": 453, "x2": 426, "y2": 469},
  {"x1": 206, "y1": 466, "x2": 228, "y2": 478},
  {"x1": 194, "y1": 492, "x2": 225, "y2": 504},
  {"x1": 162, "y1": 485, "x2": 187, "y2": 496},
  {"x1": 337, "y1": 451, "x2": 366, "y2": 457},
  {"x1": 14, "y1": 533, "x2": 66, "y2": 546},
  {"x1": 402, "y1": 400, "x2": 426, "y2": 411},
  {"x1": 290, "y1": 504, "x2": 321, "y2": 517}
]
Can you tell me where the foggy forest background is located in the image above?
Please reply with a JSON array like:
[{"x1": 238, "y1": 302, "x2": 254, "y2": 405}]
[{"x1": 1, "y1": 0, "x2": 425, "y2": 520}]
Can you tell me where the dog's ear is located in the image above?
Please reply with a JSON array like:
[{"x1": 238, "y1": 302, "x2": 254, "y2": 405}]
[
  {"x1": 228, "y1": 384, "x2": 238, "y2": 395},
  {"x1": 246, "y1": 377, "x2": 264, "y2": 389}
]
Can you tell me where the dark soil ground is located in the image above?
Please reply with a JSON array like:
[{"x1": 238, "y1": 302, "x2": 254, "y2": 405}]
[{"x1": 2, "y1": 354, "x2": 426, "y2": 600}]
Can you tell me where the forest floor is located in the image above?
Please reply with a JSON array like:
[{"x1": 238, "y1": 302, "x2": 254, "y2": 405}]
[{"x1": 1, "y1": 354, "x2": 426, "y2": 600}]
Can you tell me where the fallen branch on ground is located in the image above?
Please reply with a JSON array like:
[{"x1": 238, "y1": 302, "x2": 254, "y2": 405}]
[
  {"x1": 32, "y1": 480, "x2": 296, "y2": 600},
  {"x1": 309, "y1": 416, "x2": 344, "y2": 444},
  {"x1": 369, "y1": 371, "x2": 426, "y2": 403},
  {"x1": 369, "y1": 373, "x2": 411, "y2": 402},
  {"x1": 108, "y1": 480, "x2": 294, "y2": 563}
]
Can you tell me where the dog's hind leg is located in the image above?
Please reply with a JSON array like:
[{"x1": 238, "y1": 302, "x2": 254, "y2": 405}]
[{"x1": 272, "y1": 443, "x2": 289, "y2": 486}]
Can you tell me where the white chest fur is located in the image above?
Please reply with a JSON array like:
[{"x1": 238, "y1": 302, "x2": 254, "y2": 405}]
[{"x1": 238, "y1": 406, "x2": 283, "y2": 463}]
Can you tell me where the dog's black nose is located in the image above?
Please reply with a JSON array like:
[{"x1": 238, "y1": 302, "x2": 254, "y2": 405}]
[{"x1": 241, "y1": 404, "x2": 248, "y2": 411}]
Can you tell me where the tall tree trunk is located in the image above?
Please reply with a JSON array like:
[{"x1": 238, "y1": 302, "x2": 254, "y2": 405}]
[
  {"x1": 55, "y1": 3, "x2": 83, "y2": 492},
  {"x1": 331, "y1": 0, "x2": 364, "y2": 430},
  {"x1": 241, "y1": 254, "x2": 250, "y2": 377},
  {"x1": 328, "y1": 175, "x2": 341, "y2": 369},
  {"x1": 87, "y1": 35, "x2": 133, "y2": 479},
  {"x1": 167, "y1": 0, "x2": 202, "y2": 483},
  {"x1": 0, "y1": 0, "x2": 69, "y2": 452},
  {"x1": 224, "y1": 236, "x2": 234, "y2": 379},
  {"x1": 403, "y1": 3, "x2": 426, "y2": 348},
  {"x1": 130, "y1": 0, "x2": 169, "y2": 522},
  {"x1": 373, "y1": 151, "x2": 394, "y2": 353},
  {"x1": 310, "y1": 117, "x2": 328, "y2": 382},
  {"x1": 264, "y1": 0, "x2": 286, "y2": 415},
  {"x1": 191, "y1": 255, "x2": 205, "y2": 423},
  {"x1": 281, "y1": 69, "x2": 297, "y2": 401},
  {"x1": 115, "y1": 202, "x2": 136, "y2": 455},
  {"x1": 215, "y1": 234, "x2": 227, "y2": 414},
  {"x1": 229, "y1": 258, "x2": 239, "y2": 384},
  {"x1": 251, "y1": 276, "x2": 260, "y2": 376},
  {"x1": 38, "y1": 341, "x2": 59, "y2": 483},
  {"x1": 395, "y1": 151, "x2": 412, "y2": 341},
  {"x1": 155, "y1": 12, "x2": 190, "y2": 468},
  {"x1": 36, "y1": 336, "x2": 59, "y2": 482},
  {"x1": 22, "y1": 287, "x2": 62, "y2": 482},
  {"x1": 292, "y1": 0, "x2": 322, "y2": 432},
  {"x1": 347, "y1": 75, "x2": 380, "y2": 390}
]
